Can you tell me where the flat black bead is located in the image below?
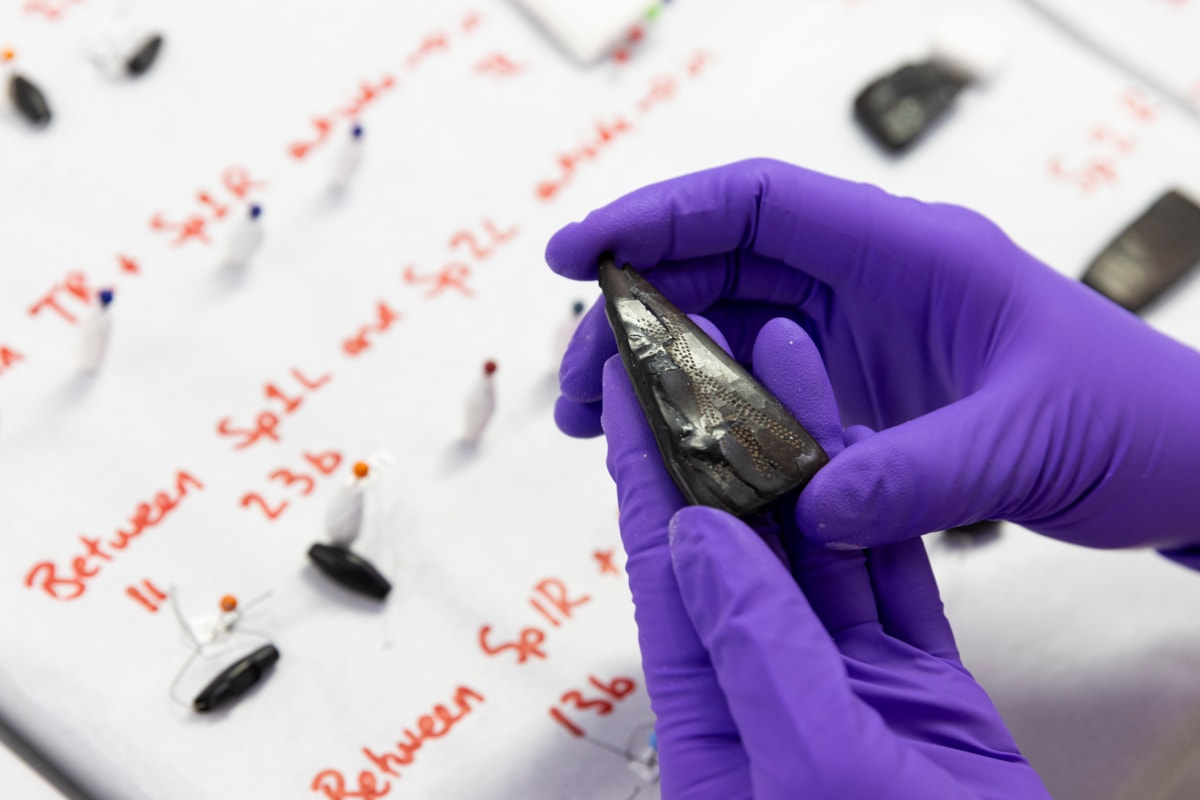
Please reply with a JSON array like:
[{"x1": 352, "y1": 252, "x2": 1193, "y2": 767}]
[
  {"x1": 9, "y1": 74, "x2": 51, "y2": 127},
  {"x1": 1081, "y1": 190, "x2": 1200, "y2": 313},
  {"x1": 308, "y1": 543, "x2": 392, "y2": 600},
  {"x1": 853, "y1": 60, "x2": 968, "y2": 153},
  {"x1": 192, "y1": 644, "x2": 279, "y2": 712},
  {"x1": 599, "y1": 258, "x2": 829, "y2": 518},
  {"x1": 126, "y1": 34, "x2": 164, "y2": 76}
]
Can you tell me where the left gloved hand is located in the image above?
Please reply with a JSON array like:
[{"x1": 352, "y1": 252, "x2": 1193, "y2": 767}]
[{"x1": 604, "y1": 314, "x2": 1049, "y2": 798}]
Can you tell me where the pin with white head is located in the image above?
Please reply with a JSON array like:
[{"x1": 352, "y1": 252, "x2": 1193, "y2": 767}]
[
  {"x1": 222, "y1": 203, "x2": 264, "y2": 268},
  {"x1": 325, "y1": 461, "x2": 371, "y2": 547},
  {"x1": 79, "y1": 288, "x2": 115, "y2": 372},
  {"x1": 463, "y1": 360, "x2": 497, "y2": 445},
  {"x1": 553, "y1": 300, "x2": 586, "y2": 363},
  {"x1": 329, "y1": 122, "x2": 364, "y2": 192}
]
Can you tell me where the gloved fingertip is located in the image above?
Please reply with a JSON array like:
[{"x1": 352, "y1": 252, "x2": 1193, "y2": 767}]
[
  {"x1": 796, "y1": 449, "x2": 909, "y2": 551},
  {"x1": 545, "y1": 222, "x2": 603, "y2": 280},
  {"x1": 553, "y1": 396, "x2": 604, "y2": 438},
  {"x1": 843, "y1": 424, "x2": 875, "y2": 446}
]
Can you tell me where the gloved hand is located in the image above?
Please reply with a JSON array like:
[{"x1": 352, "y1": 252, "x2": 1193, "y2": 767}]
[
  {"x1": 549, "y1": 159, "x2": 1200, "y2": 559},
  {"x1": 605, "y1": 314, "x2": 1049, "y2": 798}
]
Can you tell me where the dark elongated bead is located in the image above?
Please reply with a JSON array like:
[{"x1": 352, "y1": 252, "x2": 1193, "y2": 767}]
[
  {"x1": 308, "y1": 543, "x2": 392, "y2": 600},
  {"x1": 1081, "y1": 190, "x2": 1200, "y2": 313},
  {"x1": 599, "y1": 258, "x2": 828, "y2": 518},
  {"x1": 126, "y1": 34, "x2": 164, "y2": 76},
  {"x1": 192, "y1": 644, "x2": 279, "y2": 712},
  {"x1": 853, "y1": 60, "x2": 968, "y2": 153},
  {"x1": 9, "y1": 74, "x2": 51, "y2": 127}
]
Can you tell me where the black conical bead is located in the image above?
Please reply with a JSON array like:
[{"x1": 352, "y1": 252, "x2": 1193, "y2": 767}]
[
  {"x1": 599, "y1": 258, "x2": 828, "y2": 518},
  {"x1": 126, "y1": 34, "x2": 164, "y2": 76}
]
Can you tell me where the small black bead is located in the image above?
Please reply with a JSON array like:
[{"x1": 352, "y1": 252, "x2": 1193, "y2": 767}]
[
  {"x1": 308, "y1": 543, "x2": 392, "y2": 600},
  {"x1": 10, "y1": 74, "x2": 51, "y2": 127},
  {"x1": 126, "y1": 34, "x2": 164, "y2": 76},
  {"x1": 192, "y1": 644, "x2": 280, "y2": 713}
]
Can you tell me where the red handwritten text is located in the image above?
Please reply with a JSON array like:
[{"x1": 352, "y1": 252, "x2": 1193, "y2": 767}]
[
  {"x1": 216, "y1": 367, "x2": 332, "y2": 451},
  {"x1": 311, "y1": 685, "x2": 485, "y2": 798},
  {"x1": 478, "y1": 577, "x2": 592, "y2": 664},
  {"x1": 24, "y1": 471, "x2": 204, "y2": 601}
]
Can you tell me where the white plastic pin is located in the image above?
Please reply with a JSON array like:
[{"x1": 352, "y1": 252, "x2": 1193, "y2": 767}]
[
  {"x1": 85, "y1": 17, "x2": 164, "y2": 78},
  {"x1": 222, "y1": 204, "x2": 264, "y2": 268},
  {"x1": 553, "y1": 300, "x2": 586, "y2": 363},
  {"x1": 463, "y1": 360, "x2": 497, "y2": 445},
  {"x1": 325, "y1": 461, "x2": 371, "y2": 547},
  {"x1": 509, "y1": 0, "x2": 654, "y2": 64},
  {"x1": 329, "y1": 122, "x2": 364, "y2": 191},
  {"x1": 79, "y1": 288, "x2": 115, "y2": 372},
  {"x1": 931, "y1": 12, "x2": 1010, "y2": 84}
]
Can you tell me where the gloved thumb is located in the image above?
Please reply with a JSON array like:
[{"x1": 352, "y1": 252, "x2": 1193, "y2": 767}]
[
  {"x1": 796, "y1": 387, "x2": 1041, "y2": 549},
  {"x1": 668, "y1": 505, "x2": 965, "y2": 798}
]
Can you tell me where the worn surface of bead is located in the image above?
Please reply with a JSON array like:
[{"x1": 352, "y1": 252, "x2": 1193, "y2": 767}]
[
  {"x1": 599, "y1": 258, "x2": 828, "y2": 518},
  {"x1": 1081, "y1": 190, "x2": 1200, "y2": 313},
  {"x1": 853, "y1": 61, "x2": 967, "y2": 153}
]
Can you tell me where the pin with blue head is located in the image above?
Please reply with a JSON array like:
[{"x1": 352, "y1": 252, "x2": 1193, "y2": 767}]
[
  {"x1": 330, "y1": 122, "x2": 365, "y2": 191},
  {"x1": 222, "y1": 204, "x2": 264, "y2": 268},
  {"x1": 627, "y1": 727, "x2": 660, "y2": 782},
  {"x1": 79, "y1": 288, "x2": 115, "y2": 372}
]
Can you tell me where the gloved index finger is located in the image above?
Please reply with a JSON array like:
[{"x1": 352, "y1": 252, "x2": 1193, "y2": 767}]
[{"x1": 545, "y1": 158, "x2": 954, "y2": 292}]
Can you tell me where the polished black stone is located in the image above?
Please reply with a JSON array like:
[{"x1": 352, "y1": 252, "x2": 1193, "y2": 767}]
[
  {"x1": 126, "y1": 34, "x2": 164, "y2": 76},
  {"x1": 1081, "y1": 190, "x2": 1200, "y2": 313},
  {"x1": 193, "y1": 644, "x2": 279, "y2": 712},
  {"x1": 599, "y1": 259, "x2": 829, "y2": 518},
  {"x1": 308, "y1": 543, "x2": 392, "y2": 600},
  {"x1": 9, "y1": 74, "x2": 51, "y2": 127},
  {"x1": 853, "y1": 60, "x2": 968, "y2": 153}
]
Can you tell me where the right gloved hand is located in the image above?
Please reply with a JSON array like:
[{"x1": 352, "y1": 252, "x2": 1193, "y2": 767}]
[
  {"x1": 546, "y1": 159, "x2": 1200, "y2": 560},
  {"x1": 603, "y1": 315, "x2": 1049, "y2": 799}
]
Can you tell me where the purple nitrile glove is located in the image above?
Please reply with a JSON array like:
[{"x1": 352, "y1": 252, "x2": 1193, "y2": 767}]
[
  {"x1": 550, "y1": 159, "x2": 1200, "y2": 560},
  {"x1": 604, "y1": 314, "x2": 1048, "y2": 799}
]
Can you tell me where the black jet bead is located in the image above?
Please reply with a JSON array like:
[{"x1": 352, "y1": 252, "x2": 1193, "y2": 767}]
[
  {"x1": 9, "y1": 74, "x2": 51, "y2": 127},
  {"x1": 192, "y1": 644, "x2": 280, "y2": 713},
  {"x1": 1081, "y1": 190, "x2": 1200, "y2": 314},
  {"x1": 308, "y1": 543, "x2": 392, "y2": 600},
  {"x1": 599, "y1": 258, "x2": 828, "y2": 518},
  {"x1": 125, "y1": 34, "x2": 164, "y2": 76},
  {"x1": 853, "y1": 60, "x2": 968, "y2": 153}
]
